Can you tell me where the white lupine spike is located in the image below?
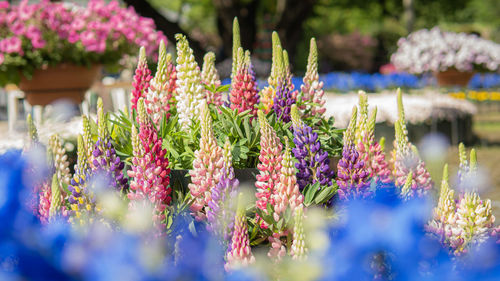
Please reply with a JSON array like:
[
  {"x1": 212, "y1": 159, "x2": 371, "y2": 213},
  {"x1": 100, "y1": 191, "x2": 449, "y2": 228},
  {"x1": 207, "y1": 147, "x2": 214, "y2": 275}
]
[{"x1": 175, "y1": 34, "x2": 206, "y2": 129}]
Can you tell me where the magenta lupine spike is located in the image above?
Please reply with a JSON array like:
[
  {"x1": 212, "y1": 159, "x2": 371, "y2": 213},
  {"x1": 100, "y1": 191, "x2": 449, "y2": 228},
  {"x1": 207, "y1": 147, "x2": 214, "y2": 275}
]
[
  {"x1": 230, "y1": 49, "x2": 259, "y2": 116},
  {"x1": 336, "y1": 107, "x2": 371, "y2": 200},
  {"x1": 145, "y1": 40, "x2": 176, "y2": 125},
  {"x1": 188, "y1": 103, "x2": 224, "y2": 221},
  {"x1": 300, "y1": 38, "x2": 325, "y2": 116},
  {"x1": 202, "y1": 52, "x2": 223, "y2": 106},
  {"x1": 131, "y1": 47, "x2": 152, "y2": 111},
  {"x1": 255, "y1": 110, "x2": 283, "y2": 228},
  {"x1": 225, "y1": 194, "x2": 255, "y2": 271},
  {"x1": 206, "y1": 140, "x2": 239, "y2": 240},
  {"x1": 273, "y1": 137, "x2": 304, "y2": 223},
  {"x1": 127, "y1": 99, "x2": 172, "y2": 229}
]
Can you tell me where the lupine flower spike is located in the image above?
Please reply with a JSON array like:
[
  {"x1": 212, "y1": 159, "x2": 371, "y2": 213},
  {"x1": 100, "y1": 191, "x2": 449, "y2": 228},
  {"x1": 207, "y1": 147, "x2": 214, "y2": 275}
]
[
  {"x1": 68, "y1": 135, "x2": 95, "y2": 225},
  {"x1": 273, "y1": 136, "x2": 304, "y2": 222},
  {"x1": 175, "y1": 34, "x2": 206, "y2": 129},
  {"x1": 230, "y1": 48, "x2": 259, "y2": 116},
  {"x1": 282, "y1": 49, "x2": 299, "y2": 101},
  {"x1": 273, "y1": 45, "x2": 296, "y2": 123},
  {"x1": 457, "y1": 143, "x2": 478, "y2": 192},
  {"x1": 201, "y1": 52, "x2": 222, "y2": 106},
  {"x1": 206, "y1": 139, "x2": 239, "y2": 242},
  {"x1": 259, "y1": 32, "x2": 281, "y2": 113},
  {"x1": 336, "y1": 106, "x2": 370, "y2": 200},
  {"x1": 38, "y1": 180, "x2": 52, "y2": 224},
  {"x1": 145, "y1": 40, "x2": 176, "y2": 125},
  {"x1": 255, "y1": 110, "x2": 283, "y2": 228},
  {"x1": 451, "y1": 191, "x2": 495, "y2": 254},
  {"x1": 24, "y1": 113, "x2": 40, "y2": 152},
  {"x1": 290, "y1": 205, "x2": 307, "y2": 260},
  {"x1": 392, "y1": 89, "x2": 433, "y2": 198},
  {"x1": 91, "y1": 98, "x2": 128, "y2": 191},
  {"x1": 269, "y1": 137, "x2": 304, "y2": 263},
  {"x1": 82, "y1": 115, "x2": 94, "y2": 161},
  {"x1": 232, "y1": 17, "x2": 241, "y2": 81},
  {"x1": 131, "y1": 46, "x2": 152, "y2": 111},
  {"x1": 445, "y1": 146, "x2": 495, "y2": 254},
  {"x1": 300, "y1": 38, "x2": 325, "y2": 117},
  {"x1": 127, "y1": 99, "x2": 172, "y2": 229},
  {"x1": 269, "y1": 31, "x2": 282, "y2": 89},
  {"x1": 426, "y1": 164, "x2": 456, "y2": 244},
  {"x1": 188, "y1": 102, "x2": 224, "y2": 221},
  {"x1": 226, "y1": 194, "x2": 255, "y2": 271},
  {"x1": 48, "y1": 174, "x2": 62, "y2": 219},
  {"x1": 48, "y1": 134, "x2": 71, "y2": 188},
  {"x1": 291, "y1": 105, "x2": 334, "y2": 190},
  {"x1": 355, "y1": 93, "x2": 391, "y2": 184}
]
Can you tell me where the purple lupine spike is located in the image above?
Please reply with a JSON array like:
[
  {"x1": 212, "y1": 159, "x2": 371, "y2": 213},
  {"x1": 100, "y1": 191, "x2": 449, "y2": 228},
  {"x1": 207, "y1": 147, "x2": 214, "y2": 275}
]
[
  {"x1": 336, "y1": 106, "x2": 371, "y2": 200},
  {"x1": 337, "y1": 144, "x2": 371, "y2": 200},
  {"x1": 290, "y1": 105, "x2": 334, "y2": 190},
  {"x1": 91, "y1": 136, "x2": 129, "y2": 192},
  {"x1": 206, "y1": 165, "x2": 239, "y2": 241},
  {"x1": 273, "y1": 79, "x2": 296, "y2": 123}
]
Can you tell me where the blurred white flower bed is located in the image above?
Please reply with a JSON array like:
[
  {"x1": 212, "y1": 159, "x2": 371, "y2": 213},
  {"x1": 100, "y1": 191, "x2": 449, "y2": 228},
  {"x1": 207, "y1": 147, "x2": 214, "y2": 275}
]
[
  {"x1": 326, "y1": 90, "x2": 477, "y2": 128},
  {"x1": 0, "y1": 116, "x2": 84, "y2": 154}
]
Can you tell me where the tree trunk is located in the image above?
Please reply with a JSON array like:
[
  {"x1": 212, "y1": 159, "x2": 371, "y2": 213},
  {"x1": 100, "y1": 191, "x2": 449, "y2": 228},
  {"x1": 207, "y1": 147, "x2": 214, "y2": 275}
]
[
  {"x1": 213, "y1": 0, "x2": 258, "y2": 60},
  {"x1": 275, "y1": 0, "x2": 317, "y2": 67},
  {"x1": 123, "y1": 0, "x2": 206, "y2": 62}
]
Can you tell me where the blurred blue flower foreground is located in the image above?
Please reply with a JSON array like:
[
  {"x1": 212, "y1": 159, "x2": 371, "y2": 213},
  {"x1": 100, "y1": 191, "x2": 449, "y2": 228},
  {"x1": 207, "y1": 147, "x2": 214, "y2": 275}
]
[{"x1": 1, "y1": 150, "x2": 500, "y2": 281}]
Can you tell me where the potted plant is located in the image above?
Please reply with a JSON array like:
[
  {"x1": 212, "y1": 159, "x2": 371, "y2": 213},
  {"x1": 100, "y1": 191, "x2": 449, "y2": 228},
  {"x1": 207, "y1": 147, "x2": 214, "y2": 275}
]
[
  {"x1": 391, "y1": 27, "x2": 500, "y2": 87},
  {"x1": 0, "y1": 0, "x2": 165, "y2": 105}
]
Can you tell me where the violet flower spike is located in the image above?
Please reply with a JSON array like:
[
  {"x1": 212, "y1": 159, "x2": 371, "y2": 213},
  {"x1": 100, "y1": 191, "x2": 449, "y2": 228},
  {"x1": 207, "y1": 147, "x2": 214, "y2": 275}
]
[{"x1": 290, "y1": 105, "x2": 334, "y2": 191}]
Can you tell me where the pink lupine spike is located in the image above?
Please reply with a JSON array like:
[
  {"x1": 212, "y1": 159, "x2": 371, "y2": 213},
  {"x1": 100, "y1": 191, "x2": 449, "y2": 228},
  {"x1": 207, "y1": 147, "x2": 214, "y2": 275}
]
[
  {"x1": 38, "y1": 180, "x2": 51, "y2": 224},
  {"x1": 230, "y1": 48, "x2": 259, "y2": 117},
  {"x1": 145, "y1": 40, "x2": 176, "y2": 125},
  {"x1": 356, "y1": 99, "x2": 391, "y2": 184},
  {"x1": 267, "y1": 231, "x2": 287, "y2": 262},
  {"x1": 255, "y1": 110, "x2": 283, "y2": 229},
  {"x1": 202, "y1": 52, "x2": 222, "y2": 106},
  {"x1": 131, "y1": 47, "x2": 152, "y2": 111},
  {"x1": 127, "y1": 99, "x2": 171, "y2": 231},
  {"x1": 226, "y1": 194, "x2": 255, "y2": 271},
  {"x1": 272, "y1": 137, "x2": 304, "y2": 222},
  {"x1": 188, "y1": 103, "x2": 224, "y2": 221},
  {"x1": 392, "y1": 90, "x2": 433, "y2": 198}
]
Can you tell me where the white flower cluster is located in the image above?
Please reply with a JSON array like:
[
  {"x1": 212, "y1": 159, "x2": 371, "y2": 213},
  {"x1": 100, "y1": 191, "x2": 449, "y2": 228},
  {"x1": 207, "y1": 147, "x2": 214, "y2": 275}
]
[
  {"x1": 175, "y1": 34, "x2": 206, "y2": 129},
  {"x1": 391, "y1": 27, "x2": 500, "y2": 74}
]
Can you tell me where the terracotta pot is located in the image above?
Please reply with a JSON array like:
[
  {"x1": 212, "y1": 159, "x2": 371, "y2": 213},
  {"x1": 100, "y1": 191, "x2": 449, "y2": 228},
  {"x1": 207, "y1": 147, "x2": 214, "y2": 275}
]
[
  {"x1": 19, "y1": 64, "x2": 101, "y2": 106},
  {"x1": 434, "y1": 69, "x2": 474, "y2": 87}
]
